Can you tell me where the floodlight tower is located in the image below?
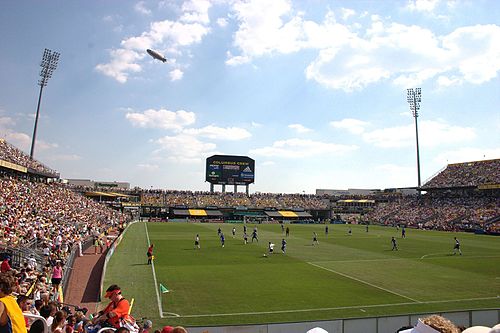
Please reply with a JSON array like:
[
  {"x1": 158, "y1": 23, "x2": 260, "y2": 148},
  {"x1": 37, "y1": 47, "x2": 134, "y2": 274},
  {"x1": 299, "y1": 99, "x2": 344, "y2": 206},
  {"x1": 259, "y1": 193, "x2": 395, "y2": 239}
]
[
  {"x1": 30, "y1": 48, "x2": 60, "y2": 159},
  {"x1": 407, "y1": 88, "x2": 422, "y2": 189}
]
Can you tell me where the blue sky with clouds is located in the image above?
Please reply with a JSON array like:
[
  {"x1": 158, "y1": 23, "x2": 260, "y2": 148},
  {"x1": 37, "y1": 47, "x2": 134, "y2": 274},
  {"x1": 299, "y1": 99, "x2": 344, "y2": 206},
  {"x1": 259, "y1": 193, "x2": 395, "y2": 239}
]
[{"x1": 0, "y1": 0, "x2": 499, "y2": 193}]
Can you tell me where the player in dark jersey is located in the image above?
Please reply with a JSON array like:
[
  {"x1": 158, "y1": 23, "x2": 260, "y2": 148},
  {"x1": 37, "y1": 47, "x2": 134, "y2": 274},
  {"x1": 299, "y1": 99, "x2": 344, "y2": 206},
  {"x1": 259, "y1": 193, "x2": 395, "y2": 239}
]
[
  {"x1": 232, "y1": 227, "x2": 236, "y2": 238},
  {"x1": 391, "y1": 237, "x2": 398, "y2": 251},
  {"x1": 325, "y1": 225, "x2": 329, "y2": 237},
  {"x1": 402, "y1": 226, "x2": 406, "y2": 238},
  {"x1": 281, "y1": 239, "x2": 287, "y2": 254},
  {"x1": 312, "y1": 232, "x2": 319, "y2": 246},
  {"x1": 217, "y1": 227, "x2": 221, "y2": 236},
  {"x1": 220, "y1": 233, "x2": 225, "y2": 248},
  {"x1": 251, "y1": 229, "x2": 258, "y2": 242},
  {"x1": 285, "y1": 226, "x2": 290, "y2": 237},
  {"x1": 453, "y1": 237, "x2": 462, "y2": 255}
]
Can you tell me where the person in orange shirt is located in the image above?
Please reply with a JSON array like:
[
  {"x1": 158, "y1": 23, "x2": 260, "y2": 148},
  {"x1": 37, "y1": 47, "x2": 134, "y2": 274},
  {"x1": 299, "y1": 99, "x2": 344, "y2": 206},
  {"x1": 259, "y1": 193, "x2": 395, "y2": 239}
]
[{"x1": 92, "y1": 285, "x2": 130, "y2": 329}]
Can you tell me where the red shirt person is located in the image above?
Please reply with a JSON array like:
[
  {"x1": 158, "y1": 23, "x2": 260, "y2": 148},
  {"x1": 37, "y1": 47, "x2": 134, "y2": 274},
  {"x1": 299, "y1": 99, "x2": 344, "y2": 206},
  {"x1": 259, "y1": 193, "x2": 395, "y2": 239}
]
[{"x1": 1, "y1": 257, "x2": 11, "y2": 273}]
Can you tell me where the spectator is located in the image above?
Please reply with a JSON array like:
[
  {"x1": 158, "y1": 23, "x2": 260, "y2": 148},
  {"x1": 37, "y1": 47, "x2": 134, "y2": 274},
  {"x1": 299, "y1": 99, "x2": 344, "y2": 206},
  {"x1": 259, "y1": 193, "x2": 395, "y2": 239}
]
[
  {"x1": 51, "y1": 261, "x2": 63, "y2": 294},
  {"x1": 0, "y1": 271, "x2": 28, "y2": 333},
  {"x1": 91, "y1": 285, "x2": 130, "y2": 330},
  {"x1": 51, "y1": 310, "x2": 66, "y2": 333},
  {"x1": 398, "y1": 315, "x2": 460, "y2": 333},
  {"x1": 29, "y1": 304, "x2": 52, "y2": 333}
]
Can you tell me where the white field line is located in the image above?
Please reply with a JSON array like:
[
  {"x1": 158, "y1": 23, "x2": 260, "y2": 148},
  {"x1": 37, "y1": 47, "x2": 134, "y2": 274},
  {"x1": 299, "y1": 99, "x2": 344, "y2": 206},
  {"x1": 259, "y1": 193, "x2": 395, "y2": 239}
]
[
  {"x1": 173, "y1": 296, "x2": 499, "y2": 318},
  {"x1": 145, "y1": 223, "x2": 164, "y2": 318},
  {"x1": 307, "y1": 262, "x2": 421, "y2": 303},
  {"x1": 421, "y1": 253, "x2": 450, "y2": 259}
]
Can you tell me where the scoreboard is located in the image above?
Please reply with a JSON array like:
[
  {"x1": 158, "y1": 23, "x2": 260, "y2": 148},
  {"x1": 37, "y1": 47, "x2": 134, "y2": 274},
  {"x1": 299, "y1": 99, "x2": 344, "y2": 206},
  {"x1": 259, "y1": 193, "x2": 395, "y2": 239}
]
[{"x1": 206, "y1": 155, "x2": 255, "y2": 185}]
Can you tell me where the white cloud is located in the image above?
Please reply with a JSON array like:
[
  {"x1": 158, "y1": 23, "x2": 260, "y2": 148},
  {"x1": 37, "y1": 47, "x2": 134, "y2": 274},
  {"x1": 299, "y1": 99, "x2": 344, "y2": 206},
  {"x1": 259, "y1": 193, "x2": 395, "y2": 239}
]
[
  {"x1": 154, "y1": 134, "x2": 216, "y2": 163},
  {"x1": 125, "y1": 109, "x2": 196, "y2": 131},
  {"x1": 226, "y1": 1, "x2": 500, "y2": 91},
  {"x1": 183, "y1": 125, "x2": 251, "y2": 140},
  {"x1": 169, "y1": 68, "x2": 184, "y2": 81},
  {"x1": 432, "y1": 147, "x2": 500, "y2": 165},
  {"x1": 217, "y1": 17, "x2": 228, "y2": 28},
  {"x1": 137, "y1": 163, "x2": 160, "y2": 171},
  {"x1": 180, "y1": 0, "x2": 212, "y2": 24},
  {"x1": 330, "y1": 118, "x2": 369, "y2": 134},
  {"x1": 406, "y1": 0, "x2": 440, "y2": 13},
  {"x1": 96, "y1": 3, "x2": 212, "y2": 83},
  {"x1": 95, "y1": 49, "x2": 143, "y2": 83},
  {"x1": 250, "y1": 138, "x2": 358, "y2": 158},
  {"x1": 48, "y1": 154, "x2": 82, "y2": 161},
  {"x1": 362, "y1": 120, "x2": 475, "y2": 148},
  {"x1": 251, "y1": 121, "x2": 262, "y2": 128},
  {"x1": 288, "y1": 123, "x2": 312, "y2": 133},
  {"x1": 341, "y1": 8, "x2": 355, "y2": 20},
  {"x1": 134, "y1": 1, "x2": 151, "y2": 15},
  {"x1": 0, "y1": 116, "x2": 14, "y2": 128}
]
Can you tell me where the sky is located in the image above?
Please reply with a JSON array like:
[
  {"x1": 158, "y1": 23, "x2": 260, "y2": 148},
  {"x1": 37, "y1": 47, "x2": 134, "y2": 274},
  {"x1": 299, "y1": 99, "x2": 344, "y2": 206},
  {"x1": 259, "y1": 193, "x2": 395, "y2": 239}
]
[{"x1": 0, "y1": 0, "x2": 499, "y2": 194}]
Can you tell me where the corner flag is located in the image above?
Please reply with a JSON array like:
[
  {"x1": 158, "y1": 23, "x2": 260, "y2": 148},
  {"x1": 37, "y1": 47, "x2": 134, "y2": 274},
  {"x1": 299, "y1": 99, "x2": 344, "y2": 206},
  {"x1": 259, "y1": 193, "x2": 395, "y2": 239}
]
[{"x1": 160, "y1": 283, "x2": 169, "y2": 293}]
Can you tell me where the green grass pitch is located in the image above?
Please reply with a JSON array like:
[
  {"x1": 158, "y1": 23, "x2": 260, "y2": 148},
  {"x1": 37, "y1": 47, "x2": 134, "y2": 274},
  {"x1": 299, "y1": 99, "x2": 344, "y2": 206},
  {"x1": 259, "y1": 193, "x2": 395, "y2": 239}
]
[{"x1": 103, "y1": 222, "x2": 500, "y2": 327}]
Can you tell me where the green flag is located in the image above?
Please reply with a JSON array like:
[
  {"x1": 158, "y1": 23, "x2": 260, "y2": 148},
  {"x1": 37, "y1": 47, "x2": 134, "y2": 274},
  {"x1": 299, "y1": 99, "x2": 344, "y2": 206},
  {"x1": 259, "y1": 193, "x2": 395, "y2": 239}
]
[{"x1": 160, "y1": 283, "x2": 169, "y2": 293}]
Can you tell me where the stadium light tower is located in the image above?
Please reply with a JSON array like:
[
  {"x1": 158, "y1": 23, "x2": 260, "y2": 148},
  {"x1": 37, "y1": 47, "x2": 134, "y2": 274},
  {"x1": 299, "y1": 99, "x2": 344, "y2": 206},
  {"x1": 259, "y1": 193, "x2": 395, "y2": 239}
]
[
  {"x1": 407, "y1": 88, "x2": 422, "y2": 189},
  {"x1": 30, "y1": 48, "x2": 60, "y2": 159}
]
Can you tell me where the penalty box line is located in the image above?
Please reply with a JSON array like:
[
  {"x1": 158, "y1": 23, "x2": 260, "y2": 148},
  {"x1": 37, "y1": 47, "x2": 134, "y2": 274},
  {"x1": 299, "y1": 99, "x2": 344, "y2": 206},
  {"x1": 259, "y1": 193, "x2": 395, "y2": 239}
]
[
  {"x1": 307, "y1": 262, "x2": 421, "y2": 303},
  {"x1": 174, "y1": 296, "x2": 499, "y2": 318}
]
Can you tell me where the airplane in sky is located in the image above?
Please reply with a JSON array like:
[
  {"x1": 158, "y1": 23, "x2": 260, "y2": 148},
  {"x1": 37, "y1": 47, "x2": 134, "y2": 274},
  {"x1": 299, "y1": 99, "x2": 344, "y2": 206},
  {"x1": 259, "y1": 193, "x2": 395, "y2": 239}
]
[{"x1": 146, "y1": 49, "x2": 167, "y2": 63}]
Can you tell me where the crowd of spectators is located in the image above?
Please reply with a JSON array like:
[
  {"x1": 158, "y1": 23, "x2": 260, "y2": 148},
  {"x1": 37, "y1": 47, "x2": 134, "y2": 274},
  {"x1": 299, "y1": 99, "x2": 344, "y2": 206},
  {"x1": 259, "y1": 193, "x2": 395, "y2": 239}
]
[
  {"x1": 422, "y1": 159, "x2": 500, "y2": 189},
  {"x1": 0, "y1": 174, "x2": 131, "y2": 331},
  {"x1": 139, "y1": 190, "x2": 330, "y2": 210},
  {"x1": 365, "y1": 194, "x2": 499, "y2": 231},
  {"x1": 0, "y1": 139, "x2": 58, "y2": 176}
]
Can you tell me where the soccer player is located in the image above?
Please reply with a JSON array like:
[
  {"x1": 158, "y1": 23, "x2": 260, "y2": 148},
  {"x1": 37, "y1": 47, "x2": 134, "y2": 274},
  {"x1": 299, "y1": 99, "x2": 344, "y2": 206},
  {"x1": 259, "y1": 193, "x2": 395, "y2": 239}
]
[
  {"x1": 194, "y1": 234, "x2": 200, "y2": 249},
  {"x1": 243, "y1": 232, "x2": 248, "y2": 244},
  {"x1": 251, "y1": 229, "x2": 258, "y2": 243},
  {"x1": 325, "y1": 225, "x2": 329, "y2": 237},
  {"x1": 312, "y1": 232, "x2": 319, "y2": 246},
  {"x1": 402, "y1": 227, "x2": 406, "y2": 238},
  {"x1": 232, "y1": 227, "x2": 236, "y2": 238},
  {"x1": 348, "y1": 227, "x2": 352, "y2": 236},
  {"x1": 366, "y1": 224, "x2": 369, "y2": 232},
  {"x1": 285, "y1": 226, "x2": 290, "y2": 237},
  {"x1": 391, "y1": 237, "x2": 398, "y2": 251},
  {"x1": 217, "y1": 227, "x2": 221, "y2": 236},
  {"x1": 453, "y1": 237, "x2": 462, "y2": 255},
  {"x1": 281, "y1": 224, "x2": 285, "y2": 234},
  {"x1": 243, "y1": 224, "x2": 247, "y2": 234},
  {"x1": 220, "y1": 233, "x2": 225, "y2": 248},
  {"x1": 281, "y1": 239, "x2": 287, "y2": 254},
  {"x1": 147, "y1": 244, "x2": 154, "y2": 265},
  {"x1": 268, "y1": 242, "x2": 274, "y2": 254}
]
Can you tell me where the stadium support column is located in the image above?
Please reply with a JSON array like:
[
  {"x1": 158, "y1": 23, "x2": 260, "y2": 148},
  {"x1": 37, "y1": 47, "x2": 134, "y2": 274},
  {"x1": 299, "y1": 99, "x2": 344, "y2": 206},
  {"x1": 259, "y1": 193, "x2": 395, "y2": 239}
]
[
  {"x1": 407, "y1": 88, "x2": 422, "y2": 191},
  {"x1": 222, "y1": 184, "x2": 226, "y2": 193},
  {"x1": 246, "y1": 184, "x2": 249, "y2": 196},
  {"x1": 210, "y1": 183, "x2": 214, "y2": 193},
  {"x1": 234, "y1": 184, "x2": 237, "y2": 193}
]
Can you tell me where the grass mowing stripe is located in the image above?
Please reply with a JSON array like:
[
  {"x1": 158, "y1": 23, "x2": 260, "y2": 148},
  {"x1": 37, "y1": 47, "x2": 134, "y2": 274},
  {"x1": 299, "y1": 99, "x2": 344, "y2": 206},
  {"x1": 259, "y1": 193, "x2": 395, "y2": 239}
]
[
  {"x1": 307, "y1": 261, "x2": 421, "y2": 303},
  {"x1": 145, "y1": 222, "x2": 164, "y2": 318},
  {"x1": 311, "y1": 254, "x2": 500, "y2": 264},
  {"x1": 173, "y1": 296, "x2": 499, "y2": 318}
]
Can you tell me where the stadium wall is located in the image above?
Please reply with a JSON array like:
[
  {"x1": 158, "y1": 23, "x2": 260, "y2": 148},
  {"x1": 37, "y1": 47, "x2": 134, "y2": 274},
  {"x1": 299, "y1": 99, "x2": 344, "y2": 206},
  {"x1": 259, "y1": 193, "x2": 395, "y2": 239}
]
[{"x1": 185, "y1": 309, "x2": 499, "y2": 333}]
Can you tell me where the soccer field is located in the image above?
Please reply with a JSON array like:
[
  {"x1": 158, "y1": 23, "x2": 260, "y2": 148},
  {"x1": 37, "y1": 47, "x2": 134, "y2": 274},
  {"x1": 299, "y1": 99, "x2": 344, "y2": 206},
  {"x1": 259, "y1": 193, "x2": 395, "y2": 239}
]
[{"x1": 103, "y1": 222, "x2": 500, "y2": 327}]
